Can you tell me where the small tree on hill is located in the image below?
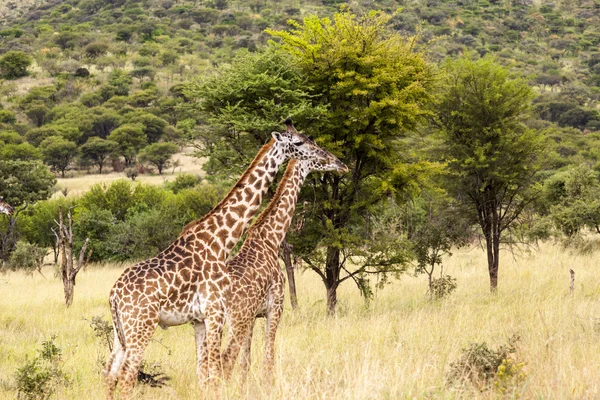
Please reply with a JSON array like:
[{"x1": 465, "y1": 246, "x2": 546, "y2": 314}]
[
  {"x1": 107, "y1": 124, "x2": 147, "y2": 167},
  {"x1": 433, "y1": 56, "x2": 543, "y2": 292},
  {"x1": 81, "y1": 137, "x2": 118, "y2": 174},
  {"x1": 138, "y1": 142, "x2": 178, "y2": 174},
  {"x1": 0, "y1": 50, "x2": 32, "y2": 79},
  {"x1": 40, "y1": 136, "x2": 79, "y2": 178}
]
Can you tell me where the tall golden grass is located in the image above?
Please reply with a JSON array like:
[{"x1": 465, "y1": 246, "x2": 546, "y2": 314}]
[{"x1": 1, "y1": 242, "x2": 599, "y2": 399}]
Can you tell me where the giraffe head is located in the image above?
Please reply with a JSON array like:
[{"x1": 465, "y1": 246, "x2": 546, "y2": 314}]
[
  {"x1": 0, "y1": 197, "x2": 13, "y2": 216},
  {"x1": 300, "y1": 154, "x2": 348, "y2": 175},
  {"x1": 271, "y1": 118, "x2": 345, "y2": 169}
]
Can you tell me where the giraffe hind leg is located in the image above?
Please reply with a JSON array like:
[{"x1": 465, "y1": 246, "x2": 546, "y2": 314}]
[{"x1": 104, "y1": 331, "x2": 125, "y2": 400}]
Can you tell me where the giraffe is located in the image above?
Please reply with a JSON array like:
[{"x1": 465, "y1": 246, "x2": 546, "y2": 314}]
[
  {"x1": 220, "y1": 156, "x2": 348, "y2": 382},
  {"x1": 103, "y1": 119, "x2": 342, "y2": 399},
  {"x1": 0, "y1": 197, "x2": 13, "y2": 216}
]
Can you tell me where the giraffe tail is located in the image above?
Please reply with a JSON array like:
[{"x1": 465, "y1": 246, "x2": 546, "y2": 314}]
[{"x1": 110, "y1": 294, "x2": 126, "y2": 350}]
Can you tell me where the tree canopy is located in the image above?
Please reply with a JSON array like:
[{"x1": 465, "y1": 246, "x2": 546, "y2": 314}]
[{"x1": 433, "y1": 55, "x2": 543, "y2": 291}]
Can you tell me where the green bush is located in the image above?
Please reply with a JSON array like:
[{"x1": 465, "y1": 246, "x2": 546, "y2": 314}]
[
  {"x1": 15, "y1": 336, "x2": 70, "y2": 400},
  {"x1": 447, "y1": 335, "x2": 525, "y2": 392},
  {"x1": 5, "y1": 241, "x2": 46, "y2": 273},
  {"x1": 0, "y1": 51, "x2": 32, "y2": 79},
  {"x1": 166, "y1": 173, "x2": 201, "y2": 193}
]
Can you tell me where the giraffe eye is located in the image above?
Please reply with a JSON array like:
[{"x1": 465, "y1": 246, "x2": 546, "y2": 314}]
[{"x1": 293, "y1": 141, "x2": 303, "y2": 146}]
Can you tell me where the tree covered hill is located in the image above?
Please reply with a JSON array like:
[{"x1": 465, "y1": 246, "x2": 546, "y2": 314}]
[{"x1": 0, "y1": 0, "x2": 598, "y2": 175}]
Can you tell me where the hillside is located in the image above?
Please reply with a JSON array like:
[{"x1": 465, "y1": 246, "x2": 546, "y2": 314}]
[{"x1": 0, "y1": 0, "x2": 599, "y2": 183}]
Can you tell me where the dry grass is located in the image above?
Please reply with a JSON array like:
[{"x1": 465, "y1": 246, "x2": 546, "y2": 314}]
[
  {"x1": 1, "y1": 242, "x2": 600, "y2": 399},
  {"x1": 54, "y1": 149, "x2": 206, "y2": 197}
]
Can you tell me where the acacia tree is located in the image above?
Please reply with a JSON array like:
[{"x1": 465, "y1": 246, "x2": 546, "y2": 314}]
[
  {"x1": 433, "y1": 56, "x2": 543, "y2": 292},
  {"x1": 138, "y1": 142, "x2": 178, "y2": 174},
  {"x1": 40, "y1": 136, "x2": 79, "y2": 178},
  {"x1": 81, "y1": 137, "x2": 118, "y2": 174},
  {"x1": 268, "y1": 10, "x2": 436, "y2": 314}
]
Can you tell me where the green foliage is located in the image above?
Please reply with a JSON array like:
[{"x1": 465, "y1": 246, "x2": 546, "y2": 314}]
[
  {"x1": 107, "y1": 124, "x2": 146, "y2": 166},
  {"x1": 185, "y1": 47, "x2": 324, "y2": 179},
  {"x1": 430, "y1": 275, "x2": 457, "y2": 299},
  {"x1": 81, "y1": 137, "x2": 118, "y2": 174},
  {"x1": 268, "y1": 9, "x2": 436, "y2": 313},
  {"x1": 138, "y1": 142, "x2": 178, "y2": 174},
  {"x1": 0, "y1": 109, "x2": 17, "y2": 124},
  {"x1": 0, "y1": 51, "x2": 32, "y2": 79},
  {"x1": 448, "y1": 335, "x2": 525, "y2": 392},
  {"x1": 127, "y1": 112, "x2": 167, "y2": 143},
  {"x1": 67, "y1": 180, "x2": 223, "y2": 261},
  {"x1": 434, "y1": 55, "x2": 543, "y2": 290},
  {"x1": 0, "y1": 143, "x2": 42, "y2": 162},
  {"x1": 14, "y1": 336, "x2": 70, "y2": 400},
  {"x1": 40, "y1": 136, "x2": 78, "y2": 178},
  {"x1": 412, "y1": 195, "x2": 470, "y2": 298},
  {"x1": 0, "y1": 160, "x2": 56, "y2": 207},
  {"x1": 165, "y1": 173, "x2": 202, "y2": 193},
  {"x1": 85, "y1": 42, "x2": 109, "y2": 58},
  {"x1": 5, "y1": 241, "x2": 46, "y2": 273},
  {"x1": 541, "y1": 164, "x2": 600, "y2": 238}
]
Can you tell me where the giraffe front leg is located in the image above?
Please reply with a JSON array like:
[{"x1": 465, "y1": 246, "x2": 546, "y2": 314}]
[
  {"x1": 193, "y1": 321, "x2": 209, "y2": 384},
  {"x1": 204, "y1": 309, "x2": 225, "y2": 383}
]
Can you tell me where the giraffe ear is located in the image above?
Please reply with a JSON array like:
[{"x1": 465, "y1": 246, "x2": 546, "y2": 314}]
[{"x1": 271, "y1": 131, "x2": 283, "y2": 141}]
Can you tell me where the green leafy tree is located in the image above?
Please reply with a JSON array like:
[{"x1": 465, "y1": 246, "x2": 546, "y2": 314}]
[
  {"x1": 0, "y1": 160, "x2": 56, "y2": 207},
  {"x1": 268, "y1": 10, "x2": 436, "y2": 314},
  {"x1": 185, "y1": 47, "x2": 326, "y2": 180},
  {"x1": 0, "y1": 51, "x2": 32, "y2": 79},
  {"x1": 128, "y1": 112, "x2": 168, "y2": 143},
  {"x1": 40, "y1": 136, "x2": 79, "y2": 178},
  {"x1": 90, "y1": 109, "x2": 122, "y2": 138},
  {"x1": 107, "y1": 123, "x2": 147, "y2": 166},
  {"x1": 138, "y1": 142, "x2": 179, "y2": 174},
  {"x1": 0, "y1": 160, "x2": 56, "y2": 262},
  {"x1": 81, "y1": 137, "x2": 118, "y2": 174},
  {"x1": 0, "y1": 143, "x2": 42, "y2": 161},
  {"x1": 433, "y1": 56, "x2": 543, "y2": 292},
  {"x1": 85, "y1": 42, "x2": 109, "y2": 58}
]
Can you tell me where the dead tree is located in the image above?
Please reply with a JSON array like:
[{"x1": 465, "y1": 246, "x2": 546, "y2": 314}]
[
  {"x1": 569, "y1": 269, "x2": 575, "y2": 295},
  {"x1": 55, "y1": 205, "x2": 91, "y2": 307}
]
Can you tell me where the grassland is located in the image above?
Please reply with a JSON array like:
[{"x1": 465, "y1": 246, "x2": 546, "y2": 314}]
[
  {"x1": 1, "y1": 242, "x2": 599, "y2": 399},
  {"x1": 54, "y1": 148, "x2": 206, "y2": 197}
]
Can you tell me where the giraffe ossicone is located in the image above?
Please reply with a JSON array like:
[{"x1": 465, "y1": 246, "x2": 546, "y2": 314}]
[
  {"x1": 103, "y1": 119, "x2": 343, "y2": 399},
  {"x1": 220, "y1": 156, "x2": 348, "y2": 381}
]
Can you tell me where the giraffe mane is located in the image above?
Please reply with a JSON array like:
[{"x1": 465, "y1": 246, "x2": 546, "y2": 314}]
[
  {"x1": 181, "y1": 138, "x2": 277, "y2": 234},
  {"x1": 247, "y1": 158, "x2": 298, "y2": 234}
]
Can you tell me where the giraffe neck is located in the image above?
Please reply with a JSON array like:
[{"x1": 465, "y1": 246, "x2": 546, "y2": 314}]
[
  {"x1": 182, "y1": 138, "x2": 287, "y2": 258},
  {"x1": 244, "y1": 159, "x2": 309, "y2": 254}
]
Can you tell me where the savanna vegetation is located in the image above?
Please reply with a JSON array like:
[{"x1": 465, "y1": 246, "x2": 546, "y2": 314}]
[{"x1": 2, "y1": 0, "x2": 600, "y2": 398}]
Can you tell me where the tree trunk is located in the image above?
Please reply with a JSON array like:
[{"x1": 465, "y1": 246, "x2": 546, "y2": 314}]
[
  {"x1": 325, "y1": 246, "x2": 340, "y2": 316},
  {"x1": 326, "y1": 285, "x2": 337, "y2": 316},
  {"x1": 58, "y1": 206, "x2": 90, "y2": 308},
  {"x1": 483, "y1": 212, "x2": 500, "y2": 293},
  {"x1": 281, "y1": 238, "x2": 298, "y2": 310}
]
